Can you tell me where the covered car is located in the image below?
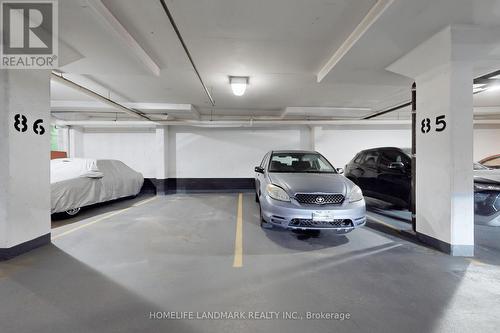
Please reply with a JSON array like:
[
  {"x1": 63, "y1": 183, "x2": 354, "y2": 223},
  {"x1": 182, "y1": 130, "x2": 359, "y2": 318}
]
[{"x1": 51, "y1": 158, "x2": 144, "y2": 215}]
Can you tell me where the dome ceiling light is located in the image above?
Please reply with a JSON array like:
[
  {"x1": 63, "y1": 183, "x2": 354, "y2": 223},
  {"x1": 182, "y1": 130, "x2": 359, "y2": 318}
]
[{"x1": 229, "y1": 76, "x2": 249, "y2": 97}]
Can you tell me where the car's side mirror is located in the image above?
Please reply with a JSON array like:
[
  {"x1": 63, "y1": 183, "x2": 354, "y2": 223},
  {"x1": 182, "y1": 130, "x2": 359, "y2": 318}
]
[
  {"x1": 255, "y1": 166, "x2": 265, "y2": 174},
  {"x1": 336, "y1": 167, "x2": 344, "y2": 174},
  {"x1": 388, "y1": 162, "x2": 405, "y2": 170}
]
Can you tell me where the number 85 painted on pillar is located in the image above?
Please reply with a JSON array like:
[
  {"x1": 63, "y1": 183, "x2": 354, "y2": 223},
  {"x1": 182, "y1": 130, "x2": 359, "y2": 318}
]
[{"x1": 421, "y1": 115, "x2": 446, "y2": 134}]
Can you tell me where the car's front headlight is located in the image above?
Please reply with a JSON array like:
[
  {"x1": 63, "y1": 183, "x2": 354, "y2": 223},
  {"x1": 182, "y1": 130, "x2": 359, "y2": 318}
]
[
  {"x1": 266, "y1": 184, "x2": 290, "y2": 202},
  {"x1": 348, "y1": 185, "x2": 364, "y2": 203}
]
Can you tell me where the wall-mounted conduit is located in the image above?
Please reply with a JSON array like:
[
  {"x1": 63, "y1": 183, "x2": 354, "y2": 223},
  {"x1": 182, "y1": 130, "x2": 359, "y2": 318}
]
[
  {"x1": 159, "y1": 0, "x2": 215, "y2": 107},
  {"x1": 51, "y1": 72, "x2": 151, "y2": 121}
]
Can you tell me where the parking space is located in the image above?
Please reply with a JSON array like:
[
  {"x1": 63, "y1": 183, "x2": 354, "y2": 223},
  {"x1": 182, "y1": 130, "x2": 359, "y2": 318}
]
[
  {"x1": 0, "y1": 193, "x2": 498, "y2": 332},
  {"x1": 2, "y1": 1, "x2": 500, "y2": 332}
]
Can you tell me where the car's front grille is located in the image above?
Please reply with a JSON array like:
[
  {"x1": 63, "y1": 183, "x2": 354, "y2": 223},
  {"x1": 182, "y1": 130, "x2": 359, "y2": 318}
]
[
  {"x1": 289, "y1": 219, "x2": 353, "y2": 229},
  {"x1": 294, "y1": 193, "x2": 344, "y2": 205}
]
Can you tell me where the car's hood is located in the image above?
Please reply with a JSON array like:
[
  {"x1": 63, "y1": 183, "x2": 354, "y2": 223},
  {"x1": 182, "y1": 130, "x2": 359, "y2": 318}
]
[
  {"x1": 268, "y1": 172, "x2": 351, "y2": 195},
  {"x1": 474, "y1": 169, "x2": 500, "y2": 185}
]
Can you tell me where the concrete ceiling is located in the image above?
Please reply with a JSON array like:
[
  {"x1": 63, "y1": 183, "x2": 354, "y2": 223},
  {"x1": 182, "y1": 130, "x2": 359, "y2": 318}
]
[{"x1": 52, "y1": 0, "x2": 500, "y2": 122}]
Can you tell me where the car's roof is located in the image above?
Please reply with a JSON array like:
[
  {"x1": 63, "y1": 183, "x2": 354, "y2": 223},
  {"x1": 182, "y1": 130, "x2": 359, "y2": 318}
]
[
  {"x1": 270, "y1": 150, "x2": 319, "y2": 154},
  {"x1": 360, "y1": 147, "x2": 409, "y2": 152},
  {"x1": 480, "y1": 154, "x2": 500, "y2": 163}
]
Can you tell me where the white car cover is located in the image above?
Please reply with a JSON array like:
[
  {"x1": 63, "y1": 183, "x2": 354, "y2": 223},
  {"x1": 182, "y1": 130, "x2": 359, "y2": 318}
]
[{"x1": 51, "y1": 159, "x2": 144, "y2": 214}]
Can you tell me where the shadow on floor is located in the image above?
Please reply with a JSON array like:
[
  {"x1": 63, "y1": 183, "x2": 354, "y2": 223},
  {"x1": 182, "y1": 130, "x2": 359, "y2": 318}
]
[
  {"x1": 474, "y1": 225, "x2": 500, "y2": 266},
  {"x1": 262, "y1": 227, "x2": 350, "y2": 250},
  {"x1": 3, "y1": 193, "x2": 496, "y2": 332},
  {"x1": 366, "y1": 197, "x2": 412, "y2": 223},
  {"x1": 0, "y1": 244, "x2": 189, "y2": 333},
  {"x1": 365, "y1": 197, "x2": 500, "y2": 266}
]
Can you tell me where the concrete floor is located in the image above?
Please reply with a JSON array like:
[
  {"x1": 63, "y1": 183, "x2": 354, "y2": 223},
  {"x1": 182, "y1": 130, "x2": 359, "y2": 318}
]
[{"x1": 1, "y1": 193, "x2": 500, "y2": 333}]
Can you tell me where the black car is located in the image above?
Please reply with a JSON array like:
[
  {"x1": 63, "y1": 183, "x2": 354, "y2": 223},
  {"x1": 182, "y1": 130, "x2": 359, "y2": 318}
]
[
  {"x1": 345, "y1": 147, "x2": 500, "y2": 226},
  {"x1": 344, "y1": 147, "x2": 412, "y2": 208}
]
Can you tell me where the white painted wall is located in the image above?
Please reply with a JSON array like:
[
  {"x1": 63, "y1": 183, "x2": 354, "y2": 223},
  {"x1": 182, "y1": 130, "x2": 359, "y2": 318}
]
[
  {"x1": 315, "y1": 125, "x2": 412, "y2": 168},
  {"x1": 474, "y1": 125, "x2": 500, "y2": 161},
  {"x1": 75, "y1": 124, "x2": 500, "y2": 179},
  {"x1": 168, "y1": 126, "x2": 309, "y2": 178},
  {"x1": 81, "y1": 128, "x2": 156, "y2": 178}
]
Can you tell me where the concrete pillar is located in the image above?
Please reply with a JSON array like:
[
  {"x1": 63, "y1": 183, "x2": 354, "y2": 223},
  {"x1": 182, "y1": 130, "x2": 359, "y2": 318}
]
[
  {"x1": 68, "y1": 126, "x2": 84, "y2": 158},
  {"x1": 0, "y1": 70, "x2": 51, "y2": 260},
  {"x1": 299, "y1": 126, "x2": 315, "y2": 151},
  {"x1": 58, "y1": 126, "x2": 70, "y2": 154},
  {"x1": 387, "y1": 26, "x2": 482, "y2": 256},
  {"x1": 155, "y1": 126, "x2": 169, "y2": 194}
]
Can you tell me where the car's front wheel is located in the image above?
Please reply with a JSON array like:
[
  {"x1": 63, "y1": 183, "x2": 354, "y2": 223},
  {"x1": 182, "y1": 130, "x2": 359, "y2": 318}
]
[{"x1": 65, "y1": 208, "x2": 81, "y2": 216}]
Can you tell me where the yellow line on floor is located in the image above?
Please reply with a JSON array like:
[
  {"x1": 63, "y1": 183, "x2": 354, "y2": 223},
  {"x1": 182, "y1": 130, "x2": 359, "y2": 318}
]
[
  {"x1": 52, "y1": 196, "x2": 158, "y2": 240},
  {"x1": 232, "y1": 193, "x2": 243, "y2": 268},
  {"x1": 467, "y1": 258, "x2": 486, "y2": 266}
]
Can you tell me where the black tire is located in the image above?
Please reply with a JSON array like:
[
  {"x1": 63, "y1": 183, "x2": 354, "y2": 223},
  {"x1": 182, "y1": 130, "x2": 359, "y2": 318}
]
[
  {"x1": 255, "y1": 192, "x2": 259, "y2": 203},
  {"x1": 65, "y1": 208, "x2": 81, "y2": 216},
  {"x1": 259, "y1": 205, "x2": 273, "y2": 229}
]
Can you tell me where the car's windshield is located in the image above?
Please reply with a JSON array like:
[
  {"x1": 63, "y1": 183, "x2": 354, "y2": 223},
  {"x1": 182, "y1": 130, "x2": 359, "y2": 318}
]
[{"x1": 268, "y1": 153, "x2": 336, "y2": 173}]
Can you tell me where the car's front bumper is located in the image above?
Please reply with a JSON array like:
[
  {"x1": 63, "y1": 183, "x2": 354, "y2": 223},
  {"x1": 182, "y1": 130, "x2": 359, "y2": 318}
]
[{"x1": 260, "y1": 194, "x2": 366, "y2": 233}]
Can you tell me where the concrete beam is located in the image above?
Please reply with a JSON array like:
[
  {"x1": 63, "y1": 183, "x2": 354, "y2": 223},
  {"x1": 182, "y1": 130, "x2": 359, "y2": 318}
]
[
  {"x1": 317, "y1": 0, "x2": 394, "y2": 82},
  {"x1": 87, "y1": 0, "x2": 161, "y2": 76}
]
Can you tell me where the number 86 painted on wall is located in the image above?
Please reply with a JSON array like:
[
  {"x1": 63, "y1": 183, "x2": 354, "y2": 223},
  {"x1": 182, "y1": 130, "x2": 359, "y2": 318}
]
[{"x1": 14, "y1": 114, "x2": 45, "y2": 135}]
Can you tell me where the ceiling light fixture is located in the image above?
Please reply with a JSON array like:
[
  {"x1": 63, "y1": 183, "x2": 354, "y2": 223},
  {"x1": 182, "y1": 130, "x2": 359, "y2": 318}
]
[{"x1": 229, "y1": 76, "x2": 249, "y2": 96}]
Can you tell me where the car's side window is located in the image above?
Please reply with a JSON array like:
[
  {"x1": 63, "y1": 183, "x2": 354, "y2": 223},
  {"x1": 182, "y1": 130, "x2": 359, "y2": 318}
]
[
  {"x1": 362, "y1": 151, "x2": 379, "y2": 168},
  {"x1": 379, "y1": 150, "x2": 398, "y2": 167},
  {"x1": 379, "y1": 150, "x2": 409, "y2": 169},
  {"x1": 354, "y1": 153, "x2": 364, "y2": 164}
]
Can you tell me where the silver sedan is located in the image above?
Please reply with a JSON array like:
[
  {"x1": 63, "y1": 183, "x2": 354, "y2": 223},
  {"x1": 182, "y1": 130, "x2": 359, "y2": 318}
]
[{"x1": 255, "y1": 150, "x2": 366, "y2": 233}]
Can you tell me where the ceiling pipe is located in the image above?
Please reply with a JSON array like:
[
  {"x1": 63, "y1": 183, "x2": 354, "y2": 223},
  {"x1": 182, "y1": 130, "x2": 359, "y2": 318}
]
[
  {"x1": 158, "y1": 0, "x2": 215, "y2": 106},
  {"x1": 362, "y1": 101, "x2": 411, "y2": 120},
  {"x1": 53, "y1": 119, "x2": 500, "y2": 128},
  {"x1": 474, "y1": 69, "x2": 500, "y2": 84},
  {"x1": 54, "y1": 120, "x2": 156, "y2": 128},
  {"x1": 51, "y1": 72, "x2": 152, "y2": 121}
]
